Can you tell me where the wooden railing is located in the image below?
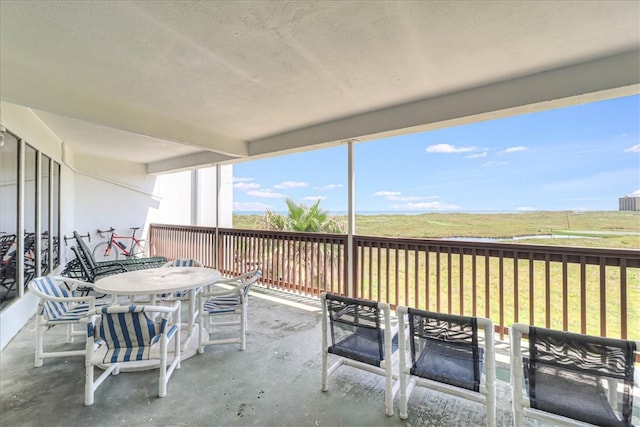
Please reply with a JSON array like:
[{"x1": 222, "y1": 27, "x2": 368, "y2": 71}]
[{"x1": 149, "y1": 223, "x2": 640, "y2": 340}]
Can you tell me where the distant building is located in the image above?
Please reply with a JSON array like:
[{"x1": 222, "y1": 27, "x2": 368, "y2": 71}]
[{"x1": 618, "y1": 195, "x2": 640, "y2": 211}]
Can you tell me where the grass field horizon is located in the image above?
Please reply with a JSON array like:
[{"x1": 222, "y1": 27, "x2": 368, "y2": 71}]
[
  {"x1": 230, "y1": 209, "x2": 638, "y2": 339},
  {"x1": 233, "y1": 210, "x2": 640, "y2": 249}
]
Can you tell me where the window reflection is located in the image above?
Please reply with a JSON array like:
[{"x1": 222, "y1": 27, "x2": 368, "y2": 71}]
[
  {"x1": 0, "y1": 131, "x2": 61, "y2": 310},
  {"x1": 41, "y1": 155, "x2": 51, "y2": 275},
  {"x1": 24, "y1": 144, "x2": 37, "y2": 292},
  {"x1": 0, "y1": 130, "x2": 18, "y2": 305},
  {"x1": 52, "y1": 162, "x2": 60, "y2": 270}
]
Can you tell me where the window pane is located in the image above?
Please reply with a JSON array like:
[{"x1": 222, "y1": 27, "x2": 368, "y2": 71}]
[
  {"x1": 24, "y1": 144, "x2": 37, "y2": 289},
  {"x1": 41, "y1": 155, "x2": 51, "y2": 275},
  {"x1": 0, "y1": 130, "x2": 18, "y2": 306}
]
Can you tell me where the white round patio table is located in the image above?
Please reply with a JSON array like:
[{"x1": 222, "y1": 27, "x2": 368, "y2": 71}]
[{"x1": 94, "y1": 267, "x2": 222, "y2": 370}]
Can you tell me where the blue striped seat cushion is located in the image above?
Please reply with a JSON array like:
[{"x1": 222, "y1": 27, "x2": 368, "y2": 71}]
[
  {"x1": 97, "y1": 305, "x2": 176, "y2": 363},
  {"x1": 47, "y1": 303, "x2": 93, "y2": 322}
]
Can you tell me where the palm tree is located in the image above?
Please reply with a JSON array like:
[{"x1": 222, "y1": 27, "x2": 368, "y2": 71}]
[
  {"x1": 260, "y1": 198, "x2": 344, "y2": 291},
  {"x1": 263, "y1": 198, "x2": 343, "y2": 233}
]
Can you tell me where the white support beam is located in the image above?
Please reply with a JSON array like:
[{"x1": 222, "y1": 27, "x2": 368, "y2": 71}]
[
  {"x1": 249, "y1": 51, "x2": 640, "y2": 157},
  {"x1": 1, "y1": 65, "x2": 249, "y2": 158},
  {"x1": 146, "y1": 151, "x2": 238, "y2": 175}
]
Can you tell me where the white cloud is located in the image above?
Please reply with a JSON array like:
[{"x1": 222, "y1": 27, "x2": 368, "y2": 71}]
[
  {"x1": 390, "y1": 201, "x2": 460, "y2": 211},
  {"x1": 624, "y1": 144, "x2": 640, "y2": 153},
  {"x1": 247, "y1": 190, "x2": 286, "y2": 199},
  {"x1": 315, "y1": 184, "x2": 343, "y2": 190},
  {"x1": 426, "y1": 144, "x2": 475, "y2": 154},
  {"x1": 629, "y1": 189, "x2": 640, "y2": 197},
  {"x1": 386, "y1": 195, "x2": 423, "y2": 202},
  {"x1": 234, "y1": 182, "x2": 260, "y2": 191},
  {"x1": 374, "y1": 191, "x2": 401, "y2": 197},
  {"x1": 482, "y1": 160, "x2": 508, "y2": 167},
  {"x1": 302, "y1": 196, "x2": 326, "y2": 201},
  {"x1": 274, "y1": 181, "x2": 308, "y2": 189},
  {"x1": 233, "y1": 202, "x2": 272, "y2": 211},
  {"x1": 466, "y1": 152, "x2": 487, "y2": 158},
  {"x1": 501, "y1": 146, "x2": 528, "y2": 154},
  {"x1": 375, "y1": 190, "x2": 438, "y2": 202},
  {"x1": 516, "y1": 206, "x2": 536, "y2": 211}
]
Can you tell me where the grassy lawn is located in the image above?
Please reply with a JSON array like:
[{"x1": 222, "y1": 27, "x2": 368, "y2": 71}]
[
  {"x1": 233, "y1": 210, "x2": 639, "y2": 339},
  {"x1": 234, "y1": 210, "x2": 640, "y2": 249}
]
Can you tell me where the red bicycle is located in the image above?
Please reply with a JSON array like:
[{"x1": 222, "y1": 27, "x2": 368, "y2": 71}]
[{"x1": 93, "y1": 227, "x2": 151, "y2": 262}]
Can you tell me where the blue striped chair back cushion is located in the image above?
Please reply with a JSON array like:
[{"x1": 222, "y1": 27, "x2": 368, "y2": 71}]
[
  {"x1": 202, "y1": 278, "x2": 254, "y2": 314},
  {"x1": 97, "y1": 305, "x2": 167, "y2": 363},
  {"x1": 162, "y1": 259, "x2": 202, "y2": 297},
  {"x1": 171, "y1": 259, "x2": 200, "y2": 267},
  {"x1": 203, "y1": 295, "x2": 242, "y2": 314},
  {"x1": 32, "y1": 276, "x2": 83, "y2": 320}
]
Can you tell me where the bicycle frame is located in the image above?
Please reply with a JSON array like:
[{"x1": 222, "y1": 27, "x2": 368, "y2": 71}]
[{"x1": 96, "y1": 227, "x2": 146, "y2": 259}]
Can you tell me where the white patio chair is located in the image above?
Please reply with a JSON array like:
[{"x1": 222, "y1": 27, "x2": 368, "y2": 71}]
[
  {"x1": 28, "y1": 275, "x2": 115, "y2": 367},
  {"x1": 321, "y1": 292, "x2": 400, "y2": 417},
  {"x1": 84, "y1": 301, "x2": 181, "y2": 405},
  {"x1": 510, "y1": 323, "x2": 638, "y2": 427},
  {"x1": 198, "y1": 270, "x2": 261, "y2": 352},
  {"x1": 157, "y1": 258, "x2": 206, "y2": 324},
  {"x1": 159, "y1": 258, "x2": 204, "y2": 300},
  {"x1": 397, "y1": 306, "x2": 496, "y2": 426}
]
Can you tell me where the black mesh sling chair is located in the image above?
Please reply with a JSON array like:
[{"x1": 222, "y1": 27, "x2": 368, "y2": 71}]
[
  {"x1": 510, "y1": 323, "x2": 638, "y2": 427},
  {"x1": 397, "y1": 306, "x2": 496, "y2": 426},
  {"x1": 321, "y1": 292, "x2": 400, "y2": 417}
]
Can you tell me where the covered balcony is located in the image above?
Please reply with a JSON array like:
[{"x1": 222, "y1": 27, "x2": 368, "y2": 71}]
[
  {"x1": 0, "y1": 284, "x2": 522, "y2": 426},
  {"x1": 1, "y1": 1, "x2": 639, "y2": 425},
  {"x1": 2, "y1": 267, "x2": 639, "y2": 425}
]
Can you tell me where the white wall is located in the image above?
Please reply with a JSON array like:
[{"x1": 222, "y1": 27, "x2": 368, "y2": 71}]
[
  {"x1": 147, "y1": 165, "x2": 233, "y2": 229},
  {"x1": 147, "y1": 170, "x2": 192, "y2": 226},
  {"x1": 0, "y1": 103, "x2": 66, "y2": 349},
  {"x1": 1, "y1": 102, "x2": 235, "y2": 349}
]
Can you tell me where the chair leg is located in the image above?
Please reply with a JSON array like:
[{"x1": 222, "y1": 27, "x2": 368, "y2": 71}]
[
  {"x1": 198, "y1": 309, "x2": 205, "y2": 354},
  {"x1": 321, "y1": 303, "x2": 329, "y2": 392},
  {"x1": 85, "y1": 364, "x2": 95, "y2": 405},
  {"x1": 187, "y1": 294, "x2": 195, "y2": 332},
  {"x1": 175, "y1": 326, "x2": 181, "y2": 370},
  {"x1": 487, "y1": 381, "x2": 496, "y2": 427},
  {"x1": 34, "y1": 315, "x2": 44, "y2": 367},
  {"x1": 321, "y1": 348, "x2": 329, "y2": 392},
  {"x1": 513, "y1": 397, "x2": 524, "y2": 427},
  {"x1": 84, "y1": 363, "x2": 119, "y2": 405},
  {"x1": 398, "y1": 372, "x2": 408, "y2": 420},
  {"x1": 239, "y1": 306, "x2": 247, "y2": 351},
  {"x1": 159, "y1": 334, "x2": 169, "y2": 398},
  {"x1": 384, "y1": 362, "x2": 394, "y2": 416}
]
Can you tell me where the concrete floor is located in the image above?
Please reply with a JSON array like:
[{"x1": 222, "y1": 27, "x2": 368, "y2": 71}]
[{"x1": 1, "y1": 286, "x2": 637, "y2": 427}]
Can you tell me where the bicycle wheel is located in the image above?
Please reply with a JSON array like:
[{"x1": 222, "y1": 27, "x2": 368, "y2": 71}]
[
  {"x1": 130, "y1": 240, "x2": 148, "y2": 258},
  {"x1": 93, "y1": 241, "x2": 119, "y2": 262}
]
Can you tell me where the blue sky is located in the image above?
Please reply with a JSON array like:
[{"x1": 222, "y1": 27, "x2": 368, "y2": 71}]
[{"x1": 233, "y1": 95, "x2": 640, "y2": 214}]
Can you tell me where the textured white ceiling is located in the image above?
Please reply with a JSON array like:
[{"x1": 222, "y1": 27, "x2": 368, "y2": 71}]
[{"x1": 1, "y1": 1, "x2": 639, "y2": 172}]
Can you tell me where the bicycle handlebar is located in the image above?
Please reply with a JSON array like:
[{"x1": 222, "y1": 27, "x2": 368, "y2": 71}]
[
  {"x1": 97, "y1": 227, "x2": 140, "y2": 238},
  {"x1": 63, "y1": 232, "x2": 91, "y2": 246},
  {"x1": 96, "y1": 227, "x2": 115, "y2": 239}
]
